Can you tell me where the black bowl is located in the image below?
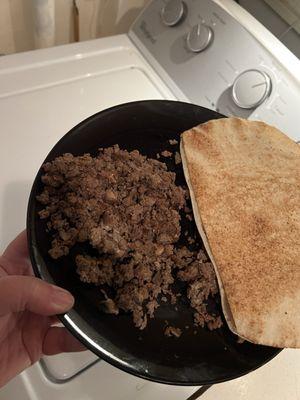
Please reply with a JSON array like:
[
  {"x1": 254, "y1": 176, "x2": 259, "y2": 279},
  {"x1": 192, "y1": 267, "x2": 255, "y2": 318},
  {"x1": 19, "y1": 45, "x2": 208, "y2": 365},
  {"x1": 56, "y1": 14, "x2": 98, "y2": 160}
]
[{"x1": 27, "y1": 100, "x2": 280, "y2": 385}]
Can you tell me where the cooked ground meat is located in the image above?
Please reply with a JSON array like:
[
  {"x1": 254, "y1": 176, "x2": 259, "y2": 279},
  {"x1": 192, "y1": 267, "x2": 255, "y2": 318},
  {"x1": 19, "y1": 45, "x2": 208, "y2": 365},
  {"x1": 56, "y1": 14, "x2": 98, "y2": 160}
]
[
  {"x1": 175, "y1": 249, "x2": 222, "y2": 329},
  {"x1": 175, "y1": 152, "x2": 182, "y2": 164},
  {"x1": 187, "y1": 237, "x2": 195, "y2": 244},
  {"x1": 100, "y1": 298, "x2": 119, "y2": 315},
  {"x1": 161, "y1": 150, "x2": 172, "y2": 157},
  {"x1": 165, "y1": 325, "x2": 182, "y2": 338},
  {"x1": 37, "y1": 145, "x2": 222, "y2": 334}
]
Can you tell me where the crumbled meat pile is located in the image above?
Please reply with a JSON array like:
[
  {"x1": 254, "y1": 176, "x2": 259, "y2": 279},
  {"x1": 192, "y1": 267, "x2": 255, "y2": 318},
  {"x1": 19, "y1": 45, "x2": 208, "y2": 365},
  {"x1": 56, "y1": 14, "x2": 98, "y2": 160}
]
[
  {"x1": 37, "y1": 145, "x2": 222, "y2": 334},
  {"x1": 175, "y1": 248, "x2": 222, "y2": 330}
]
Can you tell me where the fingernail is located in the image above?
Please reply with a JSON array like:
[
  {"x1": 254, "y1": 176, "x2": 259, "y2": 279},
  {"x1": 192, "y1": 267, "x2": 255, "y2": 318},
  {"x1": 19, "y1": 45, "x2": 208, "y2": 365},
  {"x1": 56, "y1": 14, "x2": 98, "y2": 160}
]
[{"x1": 51, "y1": 285, "x2": 74, "y2": 310}]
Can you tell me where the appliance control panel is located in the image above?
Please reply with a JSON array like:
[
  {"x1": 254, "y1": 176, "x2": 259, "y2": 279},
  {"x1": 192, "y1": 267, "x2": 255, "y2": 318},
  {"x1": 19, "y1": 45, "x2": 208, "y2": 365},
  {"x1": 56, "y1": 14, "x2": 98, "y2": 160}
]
[{"x1": 130, "y1": 0, "x2": 300, "y2": 141}]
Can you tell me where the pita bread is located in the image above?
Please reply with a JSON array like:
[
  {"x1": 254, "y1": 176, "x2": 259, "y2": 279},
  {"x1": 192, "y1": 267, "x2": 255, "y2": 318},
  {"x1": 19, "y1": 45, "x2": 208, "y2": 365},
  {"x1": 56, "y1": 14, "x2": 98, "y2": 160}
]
[{"x1": 180, "y1": 117, "x2": 300, "y2": 348}]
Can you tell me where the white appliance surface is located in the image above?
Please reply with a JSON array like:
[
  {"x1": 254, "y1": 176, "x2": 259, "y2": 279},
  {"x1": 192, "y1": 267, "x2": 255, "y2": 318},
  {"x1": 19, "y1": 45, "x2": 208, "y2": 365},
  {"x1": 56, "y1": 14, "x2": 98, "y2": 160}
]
[{"x1": 0, "y1": 1, "x2": 300, "y2": 399}]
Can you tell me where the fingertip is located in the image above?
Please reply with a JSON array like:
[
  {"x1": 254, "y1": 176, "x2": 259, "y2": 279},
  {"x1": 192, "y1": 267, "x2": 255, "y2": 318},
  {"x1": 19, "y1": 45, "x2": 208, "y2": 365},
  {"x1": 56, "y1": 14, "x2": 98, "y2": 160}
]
[
  {"x1": 0, "y1": 276, "x2": 75, "y2": 317},
  {"x1": 50, "y1": 285, "x2": 74, "y2": 313}
]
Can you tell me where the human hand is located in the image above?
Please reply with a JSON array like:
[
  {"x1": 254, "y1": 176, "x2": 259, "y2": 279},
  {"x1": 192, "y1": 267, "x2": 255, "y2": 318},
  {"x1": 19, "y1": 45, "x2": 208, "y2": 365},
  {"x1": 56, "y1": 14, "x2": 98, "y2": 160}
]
[{"x1": 0, "y1": 231, "x2": 85, "y2": 387}]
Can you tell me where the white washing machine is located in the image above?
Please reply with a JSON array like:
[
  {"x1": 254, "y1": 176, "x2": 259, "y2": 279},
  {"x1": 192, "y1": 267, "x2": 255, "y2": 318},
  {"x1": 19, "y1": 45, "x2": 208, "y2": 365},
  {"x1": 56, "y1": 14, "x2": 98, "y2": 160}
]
[{"x1": 0, "y1": 1, "x2": 299, "y2": 399}]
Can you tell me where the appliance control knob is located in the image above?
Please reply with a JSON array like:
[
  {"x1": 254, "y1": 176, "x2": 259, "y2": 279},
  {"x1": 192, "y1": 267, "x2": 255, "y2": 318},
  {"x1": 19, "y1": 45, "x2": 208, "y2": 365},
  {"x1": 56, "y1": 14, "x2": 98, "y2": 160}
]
[
  {"x1": 232, "y1": 69, "x2": 272, "y2": 109},
  {"x1": 161, "y1": 0, "x2": 186, "y2": 27},
  {"x1": 186, "y1": 23, "x2": 213, "y2": 53}
]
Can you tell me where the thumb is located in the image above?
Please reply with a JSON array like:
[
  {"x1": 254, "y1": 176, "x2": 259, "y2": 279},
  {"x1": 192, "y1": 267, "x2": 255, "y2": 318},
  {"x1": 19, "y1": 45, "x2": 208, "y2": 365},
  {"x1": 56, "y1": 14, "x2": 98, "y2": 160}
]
[{"x1": 0, "y1": 275, "x2": 74, "y2": 316}]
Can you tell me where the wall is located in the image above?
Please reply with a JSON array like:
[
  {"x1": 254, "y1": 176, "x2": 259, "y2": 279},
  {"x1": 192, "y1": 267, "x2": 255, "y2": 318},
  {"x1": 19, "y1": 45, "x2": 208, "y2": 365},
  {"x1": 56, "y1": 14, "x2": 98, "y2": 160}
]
[{"x1": 0, "y1": 0, "x2": 150, "y2": 55}]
